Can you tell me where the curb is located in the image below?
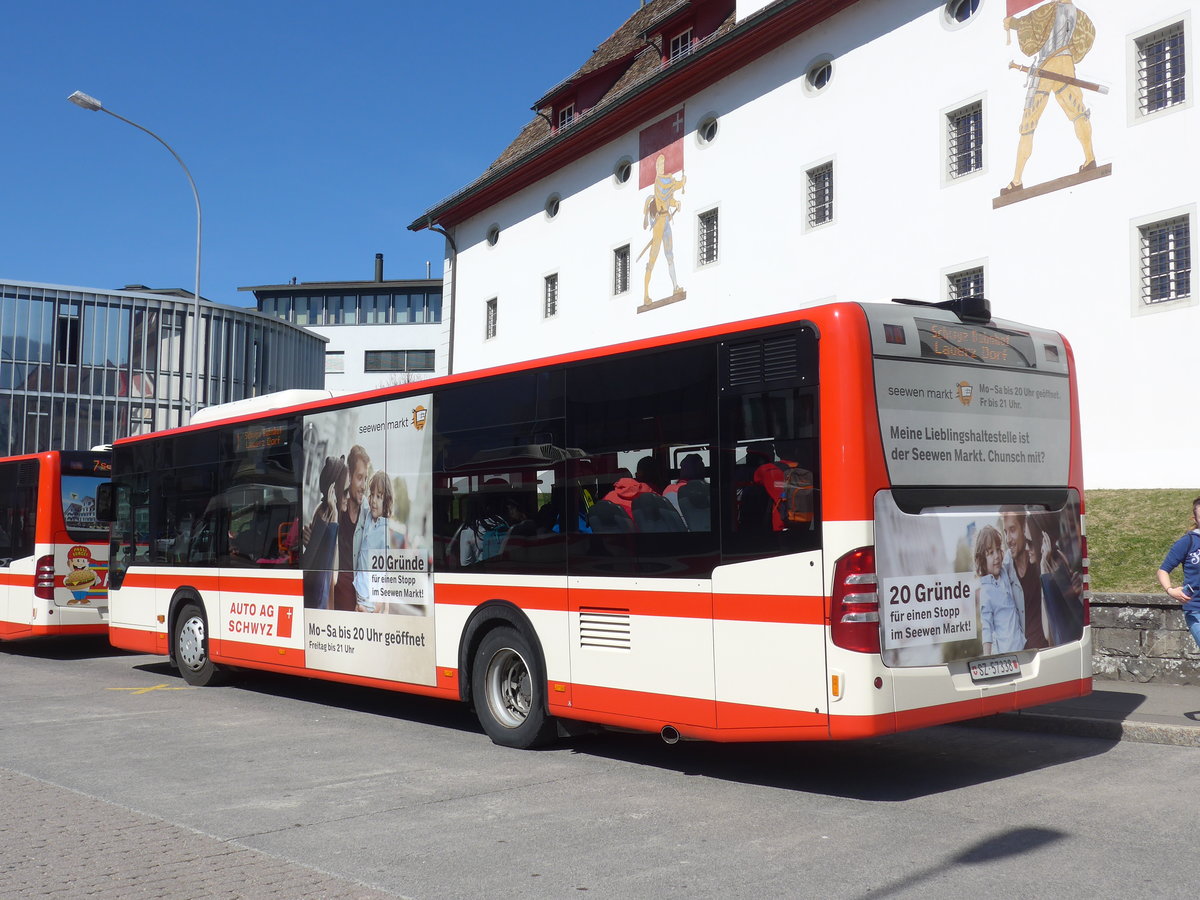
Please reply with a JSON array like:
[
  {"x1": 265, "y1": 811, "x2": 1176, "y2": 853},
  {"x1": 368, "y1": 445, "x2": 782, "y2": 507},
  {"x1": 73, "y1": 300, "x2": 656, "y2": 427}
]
[{"x1": 967, "y1": 711, "x2": 1200, "y2": 748}]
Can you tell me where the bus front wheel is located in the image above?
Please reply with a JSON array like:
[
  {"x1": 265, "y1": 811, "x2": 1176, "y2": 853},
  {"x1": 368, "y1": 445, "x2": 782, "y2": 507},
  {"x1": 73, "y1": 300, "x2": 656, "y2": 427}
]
[
  {"x1": 174, "y1": 602, "x2": 225, "y2": 687},
  {"x1": 471, "y1": 627, "x2": 556, "y2": 749}
]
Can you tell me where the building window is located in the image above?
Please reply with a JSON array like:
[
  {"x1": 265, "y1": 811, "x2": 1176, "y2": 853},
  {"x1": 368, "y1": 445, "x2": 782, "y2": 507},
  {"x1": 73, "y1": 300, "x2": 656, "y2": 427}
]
[
  {"x1": 56, "y1": 305, "x2": 80, "y2": 365},
  {"x1": 545, "y1": 194, "x2": 561, "y2": 219},
  {"x1": 698, "y1": 209, "x2": 719, "y2": 266},
  {"x1": 544, "y1": 274, "x2": 558, "y2": 318},
  {"x1": 805, "y1": 58, "x2": 833, "y2": 94},
  {"x1": 697, "y1": 115, "x2": 719, "y2": 145},
  {"x1": 1137, "y1": 22, "x2": 1187, "y2": 115},
  {"x1": 1140, "y1": 215, "x2": 1191, "y2": 305},
  {"x1": 325, "y1": 351, "x2": 344, "y2": 374},
  {"x1": 670, "y1": 29, "x2": 693, "y2": 62},
  {"x1": 947, "y1": 100, "x2": 983, "y2": 178},
  {"x1": 946, "y1": 0, "x2": 980, "y2": 24},
  {"x1": 364, "y1": 350, "x2": 435, "y2": 373},
  {"x1": 485, "y1": 298, "x2": 498, "y2": 339},
  {"x1": 613, "y1": 158, "x2": 632, "y2": 185},
  {"x1": 613, "y1": 245, "x2": 630, "y2": 295},
  {"x1": 947, "y1": 266, "x2": 985, "y2": 300},
  {"x1": 558, "y1": 104, "x2": 576, "y2": 129},
  {"x1": 807, "y1": 162, "x2": 834, "y2": 228},
  {"x1": 486, "y1": 225, "x2": 500, "y2": 247}
]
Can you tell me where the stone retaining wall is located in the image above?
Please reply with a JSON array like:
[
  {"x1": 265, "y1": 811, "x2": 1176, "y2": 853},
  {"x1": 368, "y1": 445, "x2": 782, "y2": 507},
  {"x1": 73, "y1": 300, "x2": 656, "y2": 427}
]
[{"x1": 1090, "y1": 593, "x2": 1200, "y2": 684}]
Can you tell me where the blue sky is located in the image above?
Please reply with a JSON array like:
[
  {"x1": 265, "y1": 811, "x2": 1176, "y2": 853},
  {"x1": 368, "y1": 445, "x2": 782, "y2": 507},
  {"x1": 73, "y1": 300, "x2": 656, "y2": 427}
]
[{"x1": 2, "y1": 1, "x2": 637, "y2": 307}]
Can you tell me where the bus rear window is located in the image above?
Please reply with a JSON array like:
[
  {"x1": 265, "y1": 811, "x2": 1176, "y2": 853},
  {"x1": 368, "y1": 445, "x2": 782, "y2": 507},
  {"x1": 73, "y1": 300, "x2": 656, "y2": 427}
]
[{"x1": 60, "y1": 453, "x2": 111, "y2": 541}]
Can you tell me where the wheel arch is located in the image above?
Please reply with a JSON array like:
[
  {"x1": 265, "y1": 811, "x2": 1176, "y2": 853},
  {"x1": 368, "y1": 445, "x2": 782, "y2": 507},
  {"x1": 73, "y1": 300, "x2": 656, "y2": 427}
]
[{"x1": 457, "y1": 599, "x2": 549, "y2": 711}]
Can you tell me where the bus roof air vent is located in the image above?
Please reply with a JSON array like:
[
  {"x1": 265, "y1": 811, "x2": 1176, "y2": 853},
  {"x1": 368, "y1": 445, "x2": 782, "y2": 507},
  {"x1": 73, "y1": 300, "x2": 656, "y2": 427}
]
[{"x1": 891, "y1": 296, "x2": 992, "y2": 325}]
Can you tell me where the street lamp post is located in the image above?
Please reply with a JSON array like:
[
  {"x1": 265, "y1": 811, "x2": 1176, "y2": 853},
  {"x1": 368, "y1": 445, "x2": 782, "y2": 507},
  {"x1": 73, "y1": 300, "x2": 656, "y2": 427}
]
[{"x1": 67, "y1": 90, "x2": 204, "y2": 422}]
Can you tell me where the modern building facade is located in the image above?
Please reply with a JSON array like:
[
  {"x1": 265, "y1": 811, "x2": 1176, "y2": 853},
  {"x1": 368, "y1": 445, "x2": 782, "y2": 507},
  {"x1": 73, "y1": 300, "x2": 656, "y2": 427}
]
[
  {"x1": 410, "y1": 0, "x2": 1195, "y2": 488},
  {"x1": 241, "y1": 255, "x2": 445, "y2": 395},
  {"x1": 0, "y1": 279, "x2": 326, "y2": 456}
]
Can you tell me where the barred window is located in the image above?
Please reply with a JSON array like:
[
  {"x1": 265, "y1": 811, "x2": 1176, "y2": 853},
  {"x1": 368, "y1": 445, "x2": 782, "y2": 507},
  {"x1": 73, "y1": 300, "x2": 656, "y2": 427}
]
[
  {"x1": 1140, "y1": 216, "x2": 1191, "y2": 304},
  {"x1": 613, "y1": 245, "x2": 630, "y2": 295},
  {"x1": 947, "y1": 101, "x2": 983, "y2": 178},
  {"x1": 485, "y1": 297, "x2": 498, "y2": 339},
  {"x1": 807, "y1": 162, "x2": 834, "y2": 228},
  {"x1": 670, "y1": 29, "x2": 693, "y2": 62},
  {"x1": 544, "y1": 274, "x2": 558, "y2": 318},
  {"x1": 947, "y1": 266, "x2": 985, "y2": 301},
  {"x1": 698, "y1": 209, "x2": 719, "y2": 266},
  {"x1": 364, "y1": 350, "x2": 435, "y2": 373},
  {"x1": 1137, "y1": 23, "x2": 1187, "y2": 114},
  {"x1": 324, "y1": 351, "x2": 344, "y2": 374}
]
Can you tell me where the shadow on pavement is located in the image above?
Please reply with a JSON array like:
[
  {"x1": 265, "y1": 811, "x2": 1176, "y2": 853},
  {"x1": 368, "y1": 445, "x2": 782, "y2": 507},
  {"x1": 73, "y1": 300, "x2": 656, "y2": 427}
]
[
  {"x1": 0, "y1": 634, "x2": 131, "y2": 661},
  {"x1": 129, "y1": 656, "x2": 1116, "y2": 799},
  {"x1": 548, "y1": 720, "x2": 1114, "y2": 801}
]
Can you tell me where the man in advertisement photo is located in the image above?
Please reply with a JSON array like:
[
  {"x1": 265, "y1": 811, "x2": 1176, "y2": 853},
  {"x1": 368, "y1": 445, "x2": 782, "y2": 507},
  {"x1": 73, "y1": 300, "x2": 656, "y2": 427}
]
[
  {"x1": 1001, "y1": 505, "x2": 1050, "y2": 650},
  {"x1": 334, "y1": 444, "x2": 371, "y2": 612}
]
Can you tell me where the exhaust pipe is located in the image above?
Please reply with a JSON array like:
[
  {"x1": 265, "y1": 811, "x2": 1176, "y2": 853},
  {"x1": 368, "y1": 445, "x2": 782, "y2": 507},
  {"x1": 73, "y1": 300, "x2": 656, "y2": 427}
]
[{"x1": 660, "y1": 725, "x2": 680, "y2": 744}]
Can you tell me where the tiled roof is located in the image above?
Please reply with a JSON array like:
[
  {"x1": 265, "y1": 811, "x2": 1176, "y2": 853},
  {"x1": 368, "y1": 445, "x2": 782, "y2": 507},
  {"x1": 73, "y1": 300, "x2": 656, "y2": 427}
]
[{"x1": 488, "y1": 0, "x2": 734, "y2": 173}]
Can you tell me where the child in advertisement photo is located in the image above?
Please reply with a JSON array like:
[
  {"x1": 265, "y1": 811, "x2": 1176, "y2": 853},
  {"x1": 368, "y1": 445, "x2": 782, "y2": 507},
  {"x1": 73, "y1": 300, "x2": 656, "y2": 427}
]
[
  {"x1": 975, "y1": 524, "x2": 1025, "y2": 655},
  {"x1": 352, "y1": 470, "x2": 393, "y2": 612}
]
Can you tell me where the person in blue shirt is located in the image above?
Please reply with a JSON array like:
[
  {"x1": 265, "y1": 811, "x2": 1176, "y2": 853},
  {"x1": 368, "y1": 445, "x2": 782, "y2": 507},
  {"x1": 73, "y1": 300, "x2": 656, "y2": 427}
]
[
  {"x1": 976, "y1": 524, "x2": 1025, "y2": 655},
  {"x1": 1157, "y1": 497, "x2": 1200, "y2": 648}
]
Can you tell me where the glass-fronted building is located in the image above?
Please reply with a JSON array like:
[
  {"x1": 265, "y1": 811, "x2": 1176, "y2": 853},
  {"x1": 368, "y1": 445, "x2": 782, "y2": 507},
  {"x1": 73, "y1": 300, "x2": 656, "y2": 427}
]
[
  {"x1": 241, "y1": 259, "x2": 445, "y2": 395},
  {"x1": 0, "y1": 279, "x2": 326, "y2": 456}
]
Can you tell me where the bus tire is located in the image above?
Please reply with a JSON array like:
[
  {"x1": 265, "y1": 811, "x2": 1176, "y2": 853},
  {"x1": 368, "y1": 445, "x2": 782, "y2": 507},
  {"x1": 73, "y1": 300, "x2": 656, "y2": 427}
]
[
  {"x1": 174, "y1": 602, "x2": 225, "y2": 687},
  {"x1": 471, "y1": 626, "x2": 556, "y2": 749}
]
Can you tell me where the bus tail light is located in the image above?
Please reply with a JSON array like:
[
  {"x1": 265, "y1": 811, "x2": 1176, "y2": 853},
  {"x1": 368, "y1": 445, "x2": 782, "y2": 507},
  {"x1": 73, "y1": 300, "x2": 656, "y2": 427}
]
[
  {"x1": 830, "y1": 546, "x2": 881, "y2": 654},
  {"x1": 35, "y1": 555, "x2": 56, "y2": 600}
]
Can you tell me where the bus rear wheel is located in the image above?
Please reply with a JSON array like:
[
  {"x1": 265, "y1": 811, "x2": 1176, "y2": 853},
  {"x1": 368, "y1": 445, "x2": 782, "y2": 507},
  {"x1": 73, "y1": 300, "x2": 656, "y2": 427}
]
[
  {"x1": 175, "y1": 602, "x2": 225, "y2": 687},
  {"x1": 472, "y1": 627, "x2": 556, "y2": 749}
]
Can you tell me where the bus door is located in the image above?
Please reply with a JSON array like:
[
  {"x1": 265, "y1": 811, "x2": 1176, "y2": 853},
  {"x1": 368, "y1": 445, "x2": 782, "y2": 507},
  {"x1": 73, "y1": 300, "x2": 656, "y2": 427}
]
[
  {"x1": 564, "y1": 345, "x2": 723, "y2": 730},
  {"x1": 0, "y1": 459, "x2": 41, "y2": 636},
  {"x1": 712, "y1": 327, "x2": 827, "y2": 733}
]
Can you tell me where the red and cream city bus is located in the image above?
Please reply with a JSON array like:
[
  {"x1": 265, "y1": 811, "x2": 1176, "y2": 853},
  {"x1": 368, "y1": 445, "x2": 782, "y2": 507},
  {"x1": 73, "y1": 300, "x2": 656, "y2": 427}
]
[
  {"x1": 0, "y1": 450, "x2": 111, "y2": 640},
  {"x1": 104, "y1": 299, "x2": 1089, "y2": 747}
]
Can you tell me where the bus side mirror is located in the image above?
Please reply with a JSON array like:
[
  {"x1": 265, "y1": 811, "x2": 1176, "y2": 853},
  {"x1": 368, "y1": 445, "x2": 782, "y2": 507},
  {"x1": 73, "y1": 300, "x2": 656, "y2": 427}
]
[{"x1": 95, "y1": 483, "x2": 115, "y2": 523}]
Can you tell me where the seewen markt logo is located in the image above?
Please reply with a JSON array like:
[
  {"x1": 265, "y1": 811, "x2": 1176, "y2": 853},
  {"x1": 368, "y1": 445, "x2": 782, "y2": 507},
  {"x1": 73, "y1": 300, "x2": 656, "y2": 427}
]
[
  {"x1": 956, "y1": 382, "x2": 974, "y2": 406},
  {"x1": 412, "y1": 405, "x2": 428, "y2": 431}
]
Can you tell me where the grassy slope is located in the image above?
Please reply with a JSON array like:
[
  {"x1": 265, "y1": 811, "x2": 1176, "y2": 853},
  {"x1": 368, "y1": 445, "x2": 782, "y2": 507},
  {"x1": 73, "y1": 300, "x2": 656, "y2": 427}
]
[{"x1": 1086, "y1": 489, "x2": 1198, "y2": 593}]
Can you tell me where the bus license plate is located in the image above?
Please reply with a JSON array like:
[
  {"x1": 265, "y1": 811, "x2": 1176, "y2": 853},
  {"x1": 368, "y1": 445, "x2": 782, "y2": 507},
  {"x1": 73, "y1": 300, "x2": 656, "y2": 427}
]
[{"x1": 969, "y1": 654, "x2": 1020, "y2": 682}]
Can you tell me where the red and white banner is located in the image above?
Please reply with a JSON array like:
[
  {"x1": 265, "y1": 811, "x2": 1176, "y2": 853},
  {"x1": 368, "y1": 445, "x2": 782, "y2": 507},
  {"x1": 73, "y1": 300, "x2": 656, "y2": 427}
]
[
  {"x1": 1007, "y1": 0, "x2": 1045, "y2": 16},
  {"x1": 638, "y1": 108, "x2": 686, "y2": 189}
]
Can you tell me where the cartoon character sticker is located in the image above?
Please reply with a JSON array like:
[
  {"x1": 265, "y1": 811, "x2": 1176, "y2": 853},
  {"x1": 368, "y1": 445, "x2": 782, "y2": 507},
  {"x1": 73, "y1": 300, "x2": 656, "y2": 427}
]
[{"x1": 63, "y1": 545, "x2": 101, "y2": 604}]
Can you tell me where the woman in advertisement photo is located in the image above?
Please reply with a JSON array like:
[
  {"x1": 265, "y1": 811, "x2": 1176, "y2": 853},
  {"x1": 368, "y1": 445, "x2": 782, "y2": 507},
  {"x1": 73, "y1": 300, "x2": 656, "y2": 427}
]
[
  {"x1": 302, "y1": 455, "x2": 348, "y2": 609},
  {"x1": 1029, "y1": 509, "x2": 1085, "y2": 645}
]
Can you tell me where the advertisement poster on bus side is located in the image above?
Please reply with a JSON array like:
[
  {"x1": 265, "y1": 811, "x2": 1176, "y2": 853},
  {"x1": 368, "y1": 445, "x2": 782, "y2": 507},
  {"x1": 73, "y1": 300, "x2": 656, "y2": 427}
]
[
  {"x1": 300, "y1": 395, "x2": 435, "y2": 685},
  {"x1": 875, "y1": 357, "x2": 1071, "y2": 487},
  {"x1": 874, "y1": 492, "x2": 1085, "y2": 667}
]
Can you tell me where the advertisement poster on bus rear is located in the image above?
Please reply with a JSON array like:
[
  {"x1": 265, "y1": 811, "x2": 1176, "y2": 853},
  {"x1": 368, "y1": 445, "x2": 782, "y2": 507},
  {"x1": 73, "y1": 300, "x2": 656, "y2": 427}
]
[
  {"x1": 874, "y1": 492, "x2": 1085, "y2": 667},
  {"x1": 299, "y1": 395, "x2": 435, "y2": 685}
]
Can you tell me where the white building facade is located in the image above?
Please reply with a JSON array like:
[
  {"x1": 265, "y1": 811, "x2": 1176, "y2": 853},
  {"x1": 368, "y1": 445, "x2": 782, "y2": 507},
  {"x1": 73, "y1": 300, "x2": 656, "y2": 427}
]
[
  {"x1": 242, "y1": 260, "x2": 445, "y2": 396},
  {"x1": 412, "y1": 0, "x2": 1195, "y2": 488}
]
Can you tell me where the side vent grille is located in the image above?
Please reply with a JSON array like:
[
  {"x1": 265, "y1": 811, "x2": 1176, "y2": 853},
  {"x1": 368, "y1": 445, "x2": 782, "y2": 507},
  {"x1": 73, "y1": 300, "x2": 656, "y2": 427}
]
[
  {"x1": 728, "y1": 335, "x2": 799, "y2": 386},
  {"x1": 579, "y1": 607, "x2": 631, "y2": 650},
  {"x1": 16, "y1": 461, "x2": 39, "y2": 487}
]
